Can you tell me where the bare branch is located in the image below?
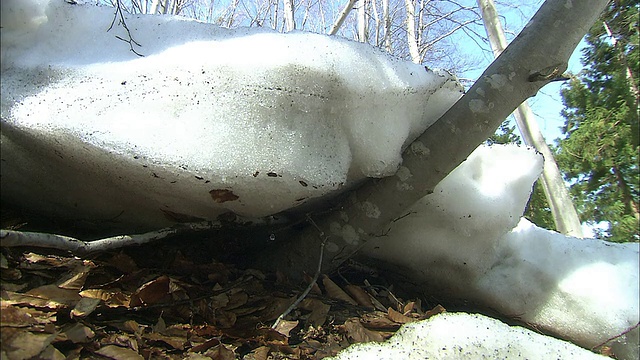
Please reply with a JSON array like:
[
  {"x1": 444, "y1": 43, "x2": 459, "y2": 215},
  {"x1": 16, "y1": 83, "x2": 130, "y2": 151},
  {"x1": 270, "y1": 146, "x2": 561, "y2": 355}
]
[{"x1": 108, "y1": 0, "x2": 144, "y2": 56}]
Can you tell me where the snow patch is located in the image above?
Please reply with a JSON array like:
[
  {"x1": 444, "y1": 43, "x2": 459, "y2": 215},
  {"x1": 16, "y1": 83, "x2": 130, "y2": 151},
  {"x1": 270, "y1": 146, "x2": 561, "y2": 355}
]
[
  {"x1": 328, "y1": 313, "x2": 607, "y2": 360},
  {"x1": 0, "y1": 0, "x2": 462, "y2": 229}
]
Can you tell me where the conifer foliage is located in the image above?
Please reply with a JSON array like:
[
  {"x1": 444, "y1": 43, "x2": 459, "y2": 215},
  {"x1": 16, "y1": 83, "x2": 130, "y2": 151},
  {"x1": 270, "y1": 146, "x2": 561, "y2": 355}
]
[{"x1": 556, "y1": 0, "x2": 639, "y2": 242}]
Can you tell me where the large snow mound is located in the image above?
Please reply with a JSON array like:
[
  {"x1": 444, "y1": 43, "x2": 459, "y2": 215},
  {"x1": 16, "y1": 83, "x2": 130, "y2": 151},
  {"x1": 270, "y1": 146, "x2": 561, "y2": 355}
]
[
  {"x1": 362, "y1": 144, "x2": 640, "y2": 356},
  {"x1": 0, "y1": 0, "x2": 462, "y2": 230},
  {"x1": 328, "y1": 312, "x2": 607, "y2": 360}
]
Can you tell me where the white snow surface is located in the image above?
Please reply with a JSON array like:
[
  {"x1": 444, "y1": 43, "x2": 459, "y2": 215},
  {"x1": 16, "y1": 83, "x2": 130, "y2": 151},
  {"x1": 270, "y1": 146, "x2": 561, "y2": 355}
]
[
  {"x1": 0, "y1": 0, "x2": 462, "y2": 228},
  {"x1": 328, "y1": 313, "x2": 608, "y2": 360},
  {"x1": 362, "y1": 144, "x2": 640, "y2": 357}
]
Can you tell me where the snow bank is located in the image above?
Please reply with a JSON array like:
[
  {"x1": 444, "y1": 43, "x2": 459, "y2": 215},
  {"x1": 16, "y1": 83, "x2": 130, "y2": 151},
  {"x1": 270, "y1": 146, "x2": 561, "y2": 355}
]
[
  {"x1": 328, "y1": 312, "x2": 608, "y2": 360},
  {"x1": 362, "y1": 144, "x2": 640, "y2": 357},
  {"x1": 0, "y1": 0, "x2": 462, "y2": 230}
]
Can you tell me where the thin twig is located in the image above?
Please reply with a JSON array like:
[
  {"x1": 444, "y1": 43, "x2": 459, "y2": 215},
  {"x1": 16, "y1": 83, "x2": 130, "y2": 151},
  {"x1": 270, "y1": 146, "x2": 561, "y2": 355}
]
[
  {"x1": 591, "y1": 321, "x2": 640, "y2": 351},
  {"x1": 108, "y1": 0, "x2": 144, "y2": 56},
  {"x1": 272, "y1": 216, "x2": 327, "y2": 329}
]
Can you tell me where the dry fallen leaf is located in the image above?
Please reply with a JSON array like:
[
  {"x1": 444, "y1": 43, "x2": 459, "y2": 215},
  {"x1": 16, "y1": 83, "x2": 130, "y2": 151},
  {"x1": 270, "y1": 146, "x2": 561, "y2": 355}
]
[
  {"x1": 26, "y1": 284, "x2": 81, "y2": 307},
  {"x1": 243, "y1": 345, "x2": 270, "y2": 360},
  {"x1": 299, "y1": 298, "x2": 331, "y2": 327},
  {"x1": 58, "y1": 263, "x2": 93, "y2": 290},
  {"x1": 322, "y1": 275, "x2": 356, "y2": 305},
  {"x1": 387, "y1": 307, "x2": 415, "y2": 324},
  {"x1": 342, "y1": 318, "x2": 385, "y2": 343},
  {"x1": 71, "y1": 297, "x2": 101, "y2": 318},
  {"x1": 62, "y1": 322, "x2": 95, "y2": 343},
  {"x1": 344, "y1": 284, "x2": 374, "y2": 310},
  {"x1": 95, "y1": 344, "x2": 144, "y2": 360},
  {"x1": 424, "y1": 304, "x2": 446, "y2": 319},
  {"x1": 129, "y1": 276, "x2": 171, "y2": 307},
  {"x1": 273, "y1": 319, "x2": 299, "y2": 337},
  {"x1": 1, "y1": 328, "x2": 57, "y2": 360}
]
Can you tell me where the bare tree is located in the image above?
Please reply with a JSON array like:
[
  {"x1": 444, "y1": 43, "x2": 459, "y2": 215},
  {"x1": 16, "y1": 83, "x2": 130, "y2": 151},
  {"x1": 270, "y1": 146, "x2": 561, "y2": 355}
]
[
  {"x1": 328, "y1": 0, "x2": 358, "y2": 35},
  {"x1": 477, "y1": 0, "x2": 584, "y2": 238},
  {"x1": 403, "y1": 0, "x2": 420, "y2": 63},
  {"x1": 283, "y1": 0, "x2": 295, "y2": 31}
]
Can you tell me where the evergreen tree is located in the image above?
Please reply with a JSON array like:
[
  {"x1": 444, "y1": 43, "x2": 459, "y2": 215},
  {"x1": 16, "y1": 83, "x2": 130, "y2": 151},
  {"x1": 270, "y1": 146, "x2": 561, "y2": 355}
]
[{"x1": 555, "y1": 0, "x2": 639, "y2": 242}]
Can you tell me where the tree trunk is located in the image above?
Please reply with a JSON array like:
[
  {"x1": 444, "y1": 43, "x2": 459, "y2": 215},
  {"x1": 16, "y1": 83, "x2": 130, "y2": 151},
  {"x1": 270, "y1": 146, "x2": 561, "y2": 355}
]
[
  {"x1": 612, "y1": 165, "x2": 640, "y2": 223},
  {"x1": 328, "y1": 0, "x2": 358, "y2": 35},
  {"x1": 357, "y1": 0, "x2": 368, "y2": 42},
  {"x1": 283, "y1": 0, "x2": 296, "y2": 31},
  {"x1": 254, "y1": 0, "x2": 608, "y2": 278},
  {"x1": 603, "y1": 21, "x2": 640, "y2": 119},
  {"x1": 404, "y1": 0, "x2": 420, "y2": 63},
  {"x1": 382, "y1": 0, "x2": 391, "y2": 52},
  {"x1": 477, "y1": 0, "x2": 584, "y2": 238}
]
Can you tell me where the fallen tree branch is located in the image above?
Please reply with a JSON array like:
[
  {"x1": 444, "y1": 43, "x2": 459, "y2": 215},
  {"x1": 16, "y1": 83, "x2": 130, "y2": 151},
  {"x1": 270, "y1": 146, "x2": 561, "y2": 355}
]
[
  {"x1": 0, "y1": 222, "x2": 218, "y2": 255},
  {"x1": 255, "y1": 0, "x2": 610, "y2": 277}
]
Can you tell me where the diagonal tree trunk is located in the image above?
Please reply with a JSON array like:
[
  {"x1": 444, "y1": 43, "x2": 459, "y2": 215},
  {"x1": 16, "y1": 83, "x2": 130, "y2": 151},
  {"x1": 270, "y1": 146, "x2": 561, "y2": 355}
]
[
  {"x1": 477, "y1": 0, "x2": 584, "y2": 238},
  {"x1": 328, "y1": 0, "x2": 358, "y2": 35},
  {"x1": 255, "y1": 0, "x2": 608, "y2": 277}
]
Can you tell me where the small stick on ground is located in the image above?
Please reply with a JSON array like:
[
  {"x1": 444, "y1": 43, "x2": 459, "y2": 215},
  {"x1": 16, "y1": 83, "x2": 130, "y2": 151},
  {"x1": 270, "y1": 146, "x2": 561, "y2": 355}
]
[{"x1": 272, "y1": 216, "x2": 327, "y2": 329}]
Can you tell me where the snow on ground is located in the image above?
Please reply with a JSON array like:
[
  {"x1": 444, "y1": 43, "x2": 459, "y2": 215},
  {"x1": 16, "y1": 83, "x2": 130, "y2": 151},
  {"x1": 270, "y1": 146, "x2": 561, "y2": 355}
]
[
  {"x1": 362, "y1": 144, "x2": 639, "y2": 358},
  {"x1": 1, "y1": 1, "x2": 638, "y2": 358},
  {"x1": 1, "y1": 0, "x2": 462, "y2": 230},
  {"x1": 328, "y1": 312, "x2": 609, "y2": 360}
]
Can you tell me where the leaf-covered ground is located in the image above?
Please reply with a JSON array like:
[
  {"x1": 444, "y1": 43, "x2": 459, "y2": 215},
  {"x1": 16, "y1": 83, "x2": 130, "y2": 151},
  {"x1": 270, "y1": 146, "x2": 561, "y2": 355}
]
[{"x1": 0, "y1": 214, "x2": 447, "y2": 360}]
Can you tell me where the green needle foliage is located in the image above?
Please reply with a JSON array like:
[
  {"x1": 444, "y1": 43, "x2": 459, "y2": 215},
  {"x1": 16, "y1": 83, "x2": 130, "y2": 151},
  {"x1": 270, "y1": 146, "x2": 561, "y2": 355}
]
[{"x1": 555, "y1": 0, "x2": 639, "y2": 242}]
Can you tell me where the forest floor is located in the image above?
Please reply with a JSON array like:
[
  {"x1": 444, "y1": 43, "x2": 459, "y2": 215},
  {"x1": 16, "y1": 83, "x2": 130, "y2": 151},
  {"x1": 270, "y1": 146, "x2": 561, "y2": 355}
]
[{"x1": 0, "y1": 208, "x2": 449, "y2": 360}]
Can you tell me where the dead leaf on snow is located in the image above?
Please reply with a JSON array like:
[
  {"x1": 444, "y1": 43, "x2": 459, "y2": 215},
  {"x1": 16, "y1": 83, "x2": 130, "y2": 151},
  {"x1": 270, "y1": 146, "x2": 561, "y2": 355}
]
[{"x1": 423, "y1": 304, "x2": 446, "y2": 319}]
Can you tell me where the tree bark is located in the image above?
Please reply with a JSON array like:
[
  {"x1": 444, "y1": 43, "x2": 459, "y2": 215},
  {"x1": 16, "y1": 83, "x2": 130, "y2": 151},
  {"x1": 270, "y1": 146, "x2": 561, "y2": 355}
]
[
  {"x1": 404, "y1": 0, "x2": 420, "y2": 63},
  {"x1": 477, "y1": 0, "x2": 584, "y2": 238},
  {"x1": 357, "y1": 0, "x2": 368, "y2": 42},
  {"x1": 283, "y1": 0, "x2": 296, "y2": 31},
  {"x1": 253, "y1": 0, "x2": 608, "y2": 278},
  {"x1": 382, "y1": 0, "x2": 391, "y2": 52},
  {"x1": 328, "y1": 0, "x2": 358, "y2": 35}
]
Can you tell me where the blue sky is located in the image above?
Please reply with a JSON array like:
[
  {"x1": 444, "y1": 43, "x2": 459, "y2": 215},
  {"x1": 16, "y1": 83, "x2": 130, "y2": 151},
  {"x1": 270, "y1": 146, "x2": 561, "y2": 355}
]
[{"x1": 453, "y1": 0, "x2": 587, "y2": 144}]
